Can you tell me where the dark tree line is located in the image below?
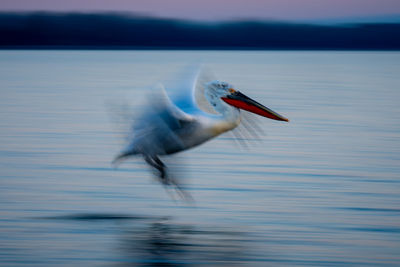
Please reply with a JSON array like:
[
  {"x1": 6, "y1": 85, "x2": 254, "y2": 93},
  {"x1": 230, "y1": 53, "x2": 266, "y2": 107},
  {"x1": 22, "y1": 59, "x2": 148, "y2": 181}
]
[{"x1": 1, "y1": 12, "x2": 400, "y2": 49}]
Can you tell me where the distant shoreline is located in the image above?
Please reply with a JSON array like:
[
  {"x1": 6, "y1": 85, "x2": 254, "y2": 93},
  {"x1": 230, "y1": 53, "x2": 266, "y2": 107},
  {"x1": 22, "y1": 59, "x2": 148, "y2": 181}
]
[
  {"x1": 1, "y1": 12, "x2": 400, "y2": 50},
  {"x1": 1, "y1": 46, "x2": 400, "y2": 51}
]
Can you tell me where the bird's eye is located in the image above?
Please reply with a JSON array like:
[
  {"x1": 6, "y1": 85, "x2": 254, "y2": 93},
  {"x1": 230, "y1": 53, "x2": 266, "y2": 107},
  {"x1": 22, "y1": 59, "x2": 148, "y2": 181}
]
[{"x1": 229, "y1": 88, "x2": 236, "y2": 94}]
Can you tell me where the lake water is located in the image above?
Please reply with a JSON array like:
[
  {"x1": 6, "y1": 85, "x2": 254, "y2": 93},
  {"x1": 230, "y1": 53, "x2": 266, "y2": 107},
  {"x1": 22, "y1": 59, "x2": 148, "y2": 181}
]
[{"x1": 0, "y1": 50, "x2": 399, "y2": 266}]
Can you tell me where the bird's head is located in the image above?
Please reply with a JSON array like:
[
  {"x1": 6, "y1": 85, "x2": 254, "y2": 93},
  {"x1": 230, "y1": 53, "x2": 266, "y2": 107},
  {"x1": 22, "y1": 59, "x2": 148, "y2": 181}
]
[{"x1": 205, "y1": 80, "x2": 289, "y2": 122}]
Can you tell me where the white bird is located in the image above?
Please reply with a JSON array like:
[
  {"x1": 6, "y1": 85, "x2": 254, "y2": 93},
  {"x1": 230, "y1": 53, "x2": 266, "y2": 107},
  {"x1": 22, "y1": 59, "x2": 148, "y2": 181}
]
[{"x1": 113, "y1": 67, "x2": 288, "y2": 195}]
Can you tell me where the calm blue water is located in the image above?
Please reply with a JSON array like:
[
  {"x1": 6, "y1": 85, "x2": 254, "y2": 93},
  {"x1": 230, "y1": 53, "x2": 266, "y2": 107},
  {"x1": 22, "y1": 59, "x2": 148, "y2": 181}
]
[{"x1": 0, "y1": 50, "x2": 400, "y2": 266}]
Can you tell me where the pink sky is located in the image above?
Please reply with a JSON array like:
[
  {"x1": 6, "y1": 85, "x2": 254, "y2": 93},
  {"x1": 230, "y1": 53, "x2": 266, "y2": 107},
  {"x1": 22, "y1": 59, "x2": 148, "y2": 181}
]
[{"x1": 1, "y1": 0, "x2": 400, "y2": 21}]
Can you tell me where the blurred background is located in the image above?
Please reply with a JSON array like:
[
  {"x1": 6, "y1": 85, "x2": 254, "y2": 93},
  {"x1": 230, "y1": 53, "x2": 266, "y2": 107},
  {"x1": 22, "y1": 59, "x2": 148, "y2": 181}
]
[{"x1": 1, "y1": 1, "x2": 400, "y2": 266}]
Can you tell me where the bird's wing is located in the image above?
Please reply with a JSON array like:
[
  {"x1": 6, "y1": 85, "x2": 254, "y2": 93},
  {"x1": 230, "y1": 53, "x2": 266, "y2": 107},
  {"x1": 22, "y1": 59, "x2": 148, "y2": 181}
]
[
  {"x1": 115, "y1": 67, "x2": 217, "y2": 160},
  {"x1": 120, "y1": 83, "x2": 196, "y2": 157},
  {"x1": 166, "y1": 66, "x2": 218, "y2": 115}
]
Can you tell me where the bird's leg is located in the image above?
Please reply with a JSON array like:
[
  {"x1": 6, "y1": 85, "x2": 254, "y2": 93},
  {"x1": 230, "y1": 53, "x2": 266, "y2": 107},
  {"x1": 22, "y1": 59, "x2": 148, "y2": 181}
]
[
  {"x1": 144, "y1": 155, "x2": 169, "y2": 185},
  {"x1": 154, "y1": 157, "x2": 193, "y2": 202},
  {"x1": 144, "y1": 155, "x2": 193, "y2": 202},
  {"x1": 153, "y1": 156, "x2": 166, "y2": 176},
  {"x1": 152, "y1": 156, "x2": 169, "y2": 184}
]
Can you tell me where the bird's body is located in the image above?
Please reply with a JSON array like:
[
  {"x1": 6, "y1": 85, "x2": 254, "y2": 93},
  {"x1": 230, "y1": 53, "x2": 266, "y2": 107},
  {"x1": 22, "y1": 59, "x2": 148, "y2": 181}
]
[{"x1": 114, "y1": 67, "x2": 288, "y2": 194}]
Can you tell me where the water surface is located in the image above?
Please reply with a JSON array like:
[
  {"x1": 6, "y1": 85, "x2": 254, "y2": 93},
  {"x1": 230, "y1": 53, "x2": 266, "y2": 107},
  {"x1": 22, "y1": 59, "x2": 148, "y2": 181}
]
[{"x1": 0, "y1": 51, "x2": 400, "y2": 266}]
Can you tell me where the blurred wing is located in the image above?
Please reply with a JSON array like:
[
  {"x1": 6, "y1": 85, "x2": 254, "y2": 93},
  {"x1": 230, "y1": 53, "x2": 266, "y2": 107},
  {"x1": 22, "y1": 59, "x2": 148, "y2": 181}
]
[
  {"x1": 194, "y1": 67, "x2": 219, "y2": 114},
  {"x1": 166, "y1": 65, "x2": 218, "y2": 115},
  {"x1": 122, "y1": 84, "x2": 195, "y2": 156}
]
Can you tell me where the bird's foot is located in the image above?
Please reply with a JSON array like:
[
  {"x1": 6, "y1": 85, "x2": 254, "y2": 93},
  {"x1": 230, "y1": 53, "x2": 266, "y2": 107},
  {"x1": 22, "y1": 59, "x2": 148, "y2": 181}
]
[{"x1": 144, "y1": 155, "x2": 194, "y2": 202}]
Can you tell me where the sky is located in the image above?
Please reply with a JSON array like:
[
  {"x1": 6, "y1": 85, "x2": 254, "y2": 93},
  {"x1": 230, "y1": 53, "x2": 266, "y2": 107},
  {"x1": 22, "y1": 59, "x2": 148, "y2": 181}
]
[{"x1": 1, "y1": 0, "x2": 400, "y2": 22}]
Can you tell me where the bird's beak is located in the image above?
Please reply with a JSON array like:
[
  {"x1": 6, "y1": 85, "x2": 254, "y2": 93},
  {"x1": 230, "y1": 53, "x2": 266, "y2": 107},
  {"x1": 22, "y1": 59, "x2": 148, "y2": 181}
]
[{"x1": 222, "y1": 91, "x2": 289, "y2": 122}]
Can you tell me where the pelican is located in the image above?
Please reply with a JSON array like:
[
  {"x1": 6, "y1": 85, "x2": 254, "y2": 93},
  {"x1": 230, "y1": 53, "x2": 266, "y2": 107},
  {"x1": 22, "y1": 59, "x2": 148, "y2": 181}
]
[{"x1": 113, "y1": 67, "x2": 288, "y2": 194}]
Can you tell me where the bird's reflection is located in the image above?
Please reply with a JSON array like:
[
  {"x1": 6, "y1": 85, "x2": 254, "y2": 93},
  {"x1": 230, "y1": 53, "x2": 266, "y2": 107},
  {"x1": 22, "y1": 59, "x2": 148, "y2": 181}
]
[
  {"x1": 118, "y1": 219, "x2": 248, "y2": 266},
  {"x1": 40, "y1": 213, "x2": 251, "y2": 266}
]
